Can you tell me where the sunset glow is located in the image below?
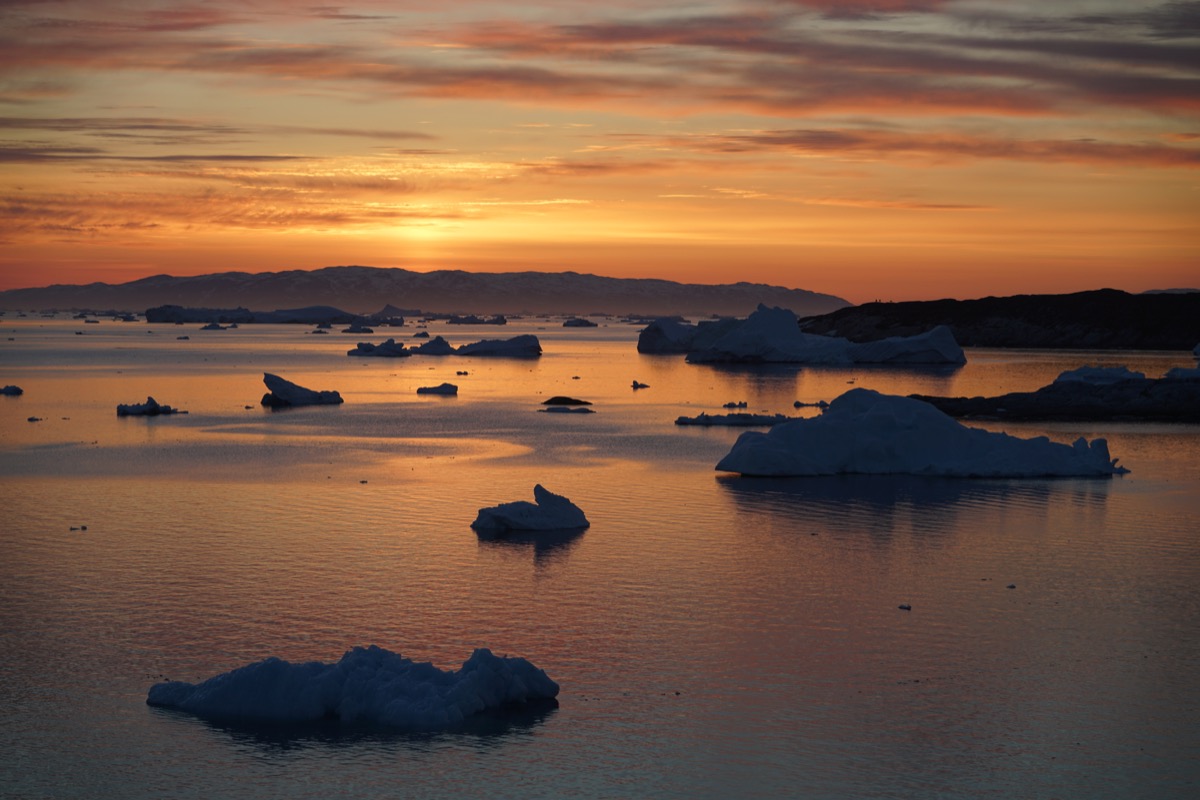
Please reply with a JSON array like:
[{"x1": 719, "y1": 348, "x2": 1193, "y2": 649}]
[{"x1": 2, "y1": 0, "x2": 1197, "y2": 301}]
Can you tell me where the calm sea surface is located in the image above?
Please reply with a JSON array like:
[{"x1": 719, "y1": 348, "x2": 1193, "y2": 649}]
[{"x1": 2, "y1": 318, "x2": 1198, "y2": 799}]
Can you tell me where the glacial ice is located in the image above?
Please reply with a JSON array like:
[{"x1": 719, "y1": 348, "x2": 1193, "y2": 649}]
[
  {"x1": 146, "y1": 645, "x2": 559, "y2": 731},
  {"x1": 670, "y1": 305, "x2": 965, "y2": 365},
  {"x1": 715, "y1": 388, "x2": 1128, "y2": 477},
  {"x1": 1053, "y1": 365, "x2": 1146, "y2": 384},
  {"x1": 260, "y1": 373, "x2": 344, "y2": 408},
  {"x1": 676, "y1": 412, "x2": 793, "y2": 427},
  {"x1": 471, "y1": 485, "x2": 590, "y2": 533},
  {"x1": 412, "y1": 335, "x2": 456, "y2": 355}
]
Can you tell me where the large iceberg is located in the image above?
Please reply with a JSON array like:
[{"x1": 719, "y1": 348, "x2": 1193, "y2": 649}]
[
  {"x1": 260, "y1": 373, "x2": 344, "y2": 408},
  {"x1": 146, "y1": 645, "x2": 559, "y2": 731},
  {"x1": 668, "y1": 305, "x2": 965, "y2": 365},
  {"x1": 715, "y1": 388, "x2": 1127, "y2": 477},
  {"x1": 471, "y1": 485, "x2": 590, "y2": 533},
  {"x1": 455, "y1": 335, "x2": 542, "y2": 358}
]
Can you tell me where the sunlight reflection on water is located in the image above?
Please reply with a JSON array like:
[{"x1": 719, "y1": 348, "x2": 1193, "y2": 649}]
[{"x1": 2, "y1": 320, "x2": 1198, "y2": 798}]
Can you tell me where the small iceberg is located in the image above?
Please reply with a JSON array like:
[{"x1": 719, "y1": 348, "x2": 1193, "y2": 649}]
[
  {"x1": 200, "y1": 322, "x2": 227, "y2": 331},
  {"x1": 416, "y1": 382, "x2": 458, "y2": 395},
  {"x1": 631, "y1": 380, "x2": 649, "y2": 389},
  {"x1": 261, "y1": 373, "x2": 344, "y2": 408},
  {"x1": 116, "y1": 396, "x2": 187, "y2": 416},
  {"x1": 347, "y1": 338, "x2": 410, "y2": 358},
  {"x1": 676, "y1": 412, "x2": 793, "y2": 427},
  {"x1": 563, "y1": 317, "x2": 598, "y2": 327},
  {"x1": 146, "y1": 645, "x2": 559, "y2": 731},
  {"x1": 542, "y1": 396, "x2": 591, "y2": 406},
  {"x1": 715, "y1": 388, "x2": 1127, "y2": 477},
  {"x1": 539, "y1": 406, "x2": 594, "y2": 414},
  {"x1": 471, "y1": 485, "x2": 590, "y2": 533},
  {"x1": 411, "y1": 335, "x2": 456, "y2": 356},
  {"x1": 1, "y1": 385, "x2": 22, "y2": 396}
]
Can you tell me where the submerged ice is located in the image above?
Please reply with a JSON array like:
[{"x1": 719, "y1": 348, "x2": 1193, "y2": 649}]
[
  {"x1": 146, "y1": 645, "x2": 559, "y2": 731},
  {"x1": 715, "y1": 388, "x2": 1127, "y2": 477}
]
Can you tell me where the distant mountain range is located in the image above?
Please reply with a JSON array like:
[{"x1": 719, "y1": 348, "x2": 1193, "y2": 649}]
[
  {"x1": 0, "y1": 265, "x2": 850, "y2": 318},
  {"x1": 797, "y1": 289, "x2": 1200, "y2": 350}
]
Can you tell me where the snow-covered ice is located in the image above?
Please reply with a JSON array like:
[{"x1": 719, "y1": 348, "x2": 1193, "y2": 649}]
[
  {"x1": 260, "y1": 373, "x2": 344, "y2": 408},
  {"x1": 715, "y1": 388, "x2": 1127, "y2": 477},
  {"x1": 146, "y1": 645, "x2": 559, "y2": 731},
  {"x1": 471, "y1": 485, "x2": 590, "y2": 533}
]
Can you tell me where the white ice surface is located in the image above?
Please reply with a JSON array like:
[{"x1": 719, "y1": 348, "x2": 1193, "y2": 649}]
[{"x1": 715, "y1": 388, "x2": 1127, "y2": 477}]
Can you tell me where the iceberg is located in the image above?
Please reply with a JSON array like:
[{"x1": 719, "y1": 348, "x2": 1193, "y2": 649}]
[
  {"x1": 260, "y1": 373, "x2": 344, "y2": 408},
  {"x1": 1, "y1": 385, "x2": 22, "y2": 396},
  {"x1": 146, "y1": 645, "x2": 559, "y2": 731},
  {"x1": 636, "y1": 317, "x2": 740, "y2": 354},
  {"x1": 411, "y1": 335, "x2": 456, "y2": 355},
  {"x1": 416, "y1": 382, "x2": 458, "y2": 395},
  {"x1": 1053, "y1": 365, "x2": 1146, "y2": 384},
  {"x1": 471, "y1": 485, "x2": 590, "y2": 533},
  {"x1": 116, "y1": 396, "x2": 187, "y2": 416},
  {"x1": 666, "y1": 305, "x2": 965, "y2": 365},
  {"x1": 715, "y1": 388, "x2": 1127, "y2": 477},
  {"x1": 676, "y1": 412, "x2": 793, "y2": 427},
  {"x1": 347, "y1": 338, "x2": 410, "y2": 358},
  {"x1": 539, "y1": 406, "x2": 594, "y2": 414},
  {"x1": 455, "y1": 335, "x2": 541, "y2": 358}
]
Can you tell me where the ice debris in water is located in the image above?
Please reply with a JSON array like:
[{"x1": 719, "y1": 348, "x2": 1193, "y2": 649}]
[
  {"x1": 116, "y1": 396, "x2": 187, "y2": 416},
  {"x1": 416, "y1": 382, "x2": 458, "y2": 395},
  {"x1": 715, "y1": 388, "x2": 1129, "y2": 477},
  {"x1": 146, "y1": 645, "x2": 559, "y2": 731},
  {"x1": 260, "y1": 373, "x2": 344, "y2": 407},
  {"x1": 471, "y1": 485, "x2": 590, "y2": 533}
]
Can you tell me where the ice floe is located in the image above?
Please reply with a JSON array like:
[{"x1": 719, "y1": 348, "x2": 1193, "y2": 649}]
[
  {"x1": 260, "y1": 373, "x2": 344, "y2": 408},
  {"x1": 116, "y1": 397, "x2": 187, "y2": 416},
  {"x1": 471, "y1": 485, "x2": 590, "y2": 533},
  {"x1": 715, "y1": 388, "x2": 1127, "y2": 477},
  {"x1": 411, "y1": 336, "x2": 456, "y2": 355},
  {"x1": 146, "y1": 644, "x2": 559, "y2": 731},
  {"x1": 455, "y1": 334, "x2": 541, "y2": 357},
  {"x1": 676, "y1": 412, "x2": 793, "y2": 427}
]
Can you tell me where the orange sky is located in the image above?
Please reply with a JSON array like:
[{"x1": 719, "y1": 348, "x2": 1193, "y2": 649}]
[{"x1": 1, "y1": 0, "x2": 1196, "y2": 303}]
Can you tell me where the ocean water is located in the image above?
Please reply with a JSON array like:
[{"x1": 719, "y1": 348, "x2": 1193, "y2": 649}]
[{"x1": 1, "y1": 318, "x2": 1198, "y2": 799}]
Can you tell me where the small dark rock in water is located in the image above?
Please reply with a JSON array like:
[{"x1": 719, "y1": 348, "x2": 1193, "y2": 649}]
[
  {"x1": 898, "y1": 604, "x2": 912, "y2": 611},
  {"x1": 632, "y1": 380, "x2": 649, "y2": 389},
  {"x1": 456, "y1": 371, "x2": 469, "y2": 376}
]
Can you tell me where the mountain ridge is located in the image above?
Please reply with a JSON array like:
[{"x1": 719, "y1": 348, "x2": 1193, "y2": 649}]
[{"x1": 0, "y1": 265, "x2": 850, "y2": 317}]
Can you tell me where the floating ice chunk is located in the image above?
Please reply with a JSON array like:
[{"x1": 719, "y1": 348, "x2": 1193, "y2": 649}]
[
  {"x1": 146, "y1": 645, "x2": 559, "y2": 731},
  {"x1": 676, "y1": 412, "x2": 793, "y2": 426},
  {"x1": 539, "y1": 406, "x2": 594, "y2": 414},
  {"x1": 715, "y1": 388, "x2": 1128, "y2": 477},
  {"x1": 416, "y1": 382, "x2": 458, "y2": 395},
  {"x1": 455, "y1": 335, "x2": 542, "y2": 357},
  {"x1": 632, "y1": 380, "x2": 649, "y2": 389},
  {"x1": 542, "y1": 396, "x2": 591, "y2": 406},
  {"x1": 848, "y1": 325, "x2": 966, "y2": 365},
  {"x1": 347, "y1": 338, "x2": 410, "y2": 358},
  {"x1": 260, "y1": 373, "x2": 344, "y2": 408},
  {"x1": 116, "y1": 396, "x2": 186, "y2": 416},
  {"x1": 1053, "y1": 365, "x2": 1146, "y2": 384},
  {"x1": 471, "y1": 485, "x2": 590, "y2": 533},
  {"x1": 1, "y1": 385, "x2": 22, "y2": 396},
  {"x1": 411, "y1": 335, "x2": 456, "y2": 355},
  {"x1": 563, "y1": 317, "x2": 598, "y2": 327}
]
